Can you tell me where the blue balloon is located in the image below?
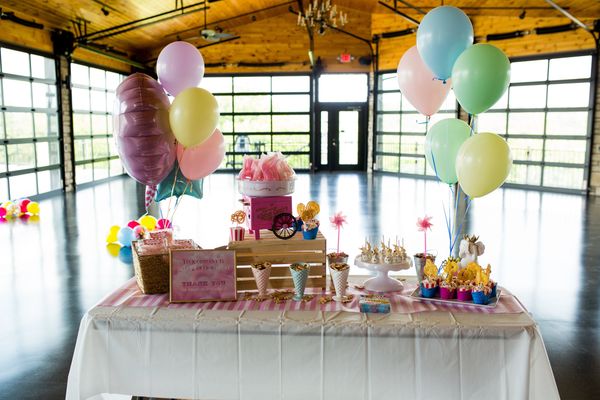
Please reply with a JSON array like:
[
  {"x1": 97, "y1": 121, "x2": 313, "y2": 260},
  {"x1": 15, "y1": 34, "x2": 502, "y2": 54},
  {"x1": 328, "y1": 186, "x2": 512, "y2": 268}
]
[
  {"x1": 118, "y1": 246, "x2": 133, "y2": 264},
  {"x1": 416, "y1": 6, "x2": 473, "y2": 81},
  {"x1": 117, "y1": 226, "x2": 136, "y2": 247}
]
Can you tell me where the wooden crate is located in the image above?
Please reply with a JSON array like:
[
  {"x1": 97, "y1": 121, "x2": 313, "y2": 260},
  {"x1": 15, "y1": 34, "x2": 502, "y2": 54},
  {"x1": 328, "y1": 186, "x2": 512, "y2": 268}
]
[{"x1": 228, "y1": 230, "x2": 327, "y2": 291}]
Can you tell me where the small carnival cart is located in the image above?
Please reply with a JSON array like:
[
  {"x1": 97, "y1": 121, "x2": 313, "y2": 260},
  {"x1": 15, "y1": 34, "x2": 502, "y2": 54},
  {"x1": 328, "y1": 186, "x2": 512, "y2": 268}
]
[{"x1": 238, "y1": 179, "x2": 298, "y2": 240}]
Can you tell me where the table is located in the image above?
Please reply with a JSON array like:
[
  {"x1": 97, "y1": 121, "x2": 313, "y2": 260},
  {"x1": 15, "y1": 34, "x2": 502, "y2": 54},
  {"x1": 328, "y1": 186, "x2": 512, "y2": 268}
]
[{"x1": 67, "y1": 278, "x2": 559, "y2": 400}]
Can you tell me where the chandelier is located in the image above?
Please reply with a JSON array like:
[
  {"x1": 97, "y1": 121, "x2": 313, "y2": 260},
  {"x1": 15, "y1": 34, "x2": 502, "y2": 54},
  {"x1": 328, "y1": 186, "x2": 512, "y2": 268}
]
[{"x1": 297, "y1": 0, "x2": 348, "y2": 35}]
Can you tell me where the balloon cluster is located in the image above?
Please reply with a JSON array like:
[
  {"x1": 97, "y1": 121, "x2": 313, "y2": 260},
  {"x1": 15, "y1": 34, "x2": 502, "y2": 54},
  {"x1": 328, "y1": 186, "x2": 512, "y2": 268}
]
[
  {"x1": 397, "y1": 6, "x2": 512, "y2": 199},
  {"x1": 0, "y1": 198, "x2": 40, "y2": 220},
  {"x1": 106, "y1": 215, "x2": 172, "y2": 264},
  {"x1": 114, "y1": 41, "x2": 224, "y2": 210},
  {"x1": 106, "y1": 215, "x2": 172, "y2": 247}
]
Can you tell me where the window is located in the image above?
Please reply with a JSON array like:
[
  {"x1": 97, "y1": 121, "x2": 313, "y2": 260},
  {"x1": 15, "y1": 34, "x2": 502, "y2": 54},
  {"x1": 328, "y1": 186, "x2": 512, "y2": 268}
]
[
  {"x1": 374, "y1": 53, "x2": 595, "y2": 193},
  {"x1": 318, "y1": 74, "x2": 368, "y2": 102},
  {"x1": 201, "y1": 74, "x2": 311, "y2": 170},
  {"x1": 374, "y1": 72, "x2": 458, "y2": 176},
  {"x1": 478, "y1": 54, "x2": 594, "y2": 191},
  {"x1": 0, "y1": 47, "x2": 61, "y2": 199},
  {"x1": 71, "y1": 63, "x2": 125, "y2": 185}
]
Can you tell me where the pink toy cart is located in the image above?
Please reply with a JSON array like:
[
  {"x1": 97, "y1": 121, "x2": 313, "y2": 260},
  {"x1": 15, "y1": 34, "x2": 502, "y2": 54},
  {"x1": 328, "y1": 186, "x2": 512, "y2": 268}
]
[{"x1": 241, "y1": 195, "x2": 298, "y2": 240}]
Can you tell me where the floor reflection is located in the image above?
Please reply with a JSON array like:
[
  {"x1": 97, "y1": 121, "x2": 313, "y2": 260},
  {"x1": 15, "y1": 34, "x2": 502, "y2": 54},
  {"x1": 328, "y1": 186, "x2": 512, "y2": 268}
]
[{"x1": 0, "y1": 172, "x2": 598, "y2": 399}]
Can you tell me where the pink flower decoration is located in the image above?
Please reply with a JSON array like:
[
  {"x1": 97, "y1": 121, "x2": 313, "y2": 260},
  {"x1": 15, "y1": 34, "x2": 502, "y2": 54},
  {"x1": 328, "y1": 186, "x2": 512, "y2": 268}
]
[
  {"x1": 330, "y1": 212, "x2": 347, "y2": 229},
  {"x1": 157, "y1": 218, "x2": 172, "y2": 229},
  {"x1": 417, "y1": 215, "x2": 433, "y2": 231}
]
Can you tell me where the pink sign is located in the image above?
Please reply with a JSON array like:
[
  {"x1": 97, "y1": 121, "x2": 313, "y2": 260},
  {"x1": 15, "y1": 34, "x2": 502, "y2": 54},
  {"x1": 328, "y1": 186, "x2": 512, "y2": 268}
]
[{"x1": 170, "y1": 250, "x2": 237, "y2": 302}]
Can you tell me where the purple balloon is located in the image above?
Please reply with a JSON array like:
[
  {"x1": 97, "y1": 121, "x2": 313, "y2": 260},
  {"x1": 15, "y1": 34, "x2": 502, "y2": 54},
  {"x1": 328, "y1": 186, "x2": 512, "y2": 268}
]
[
  {"x1": 156, "y1": 41, "x2": 205, "y2": 97},
  {"x1": 114, "y1": 73, "x2": 176, "y2": 186}
]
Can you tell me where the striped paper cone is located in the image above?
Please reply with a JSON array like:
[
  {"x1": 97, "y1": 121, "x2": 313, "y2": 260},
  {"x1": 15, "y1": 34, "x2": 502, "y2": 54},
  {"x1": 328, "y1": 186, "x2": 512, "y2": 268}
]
[
  {"x1": 252, "y1": 265, "x2": 272, "y2": 298},
  {"x1": 330, "y1": 267, "x2": 350, "y2": 301},
  {"x1": 289, "y1": 266, "x2": 310, "y2": 301}
]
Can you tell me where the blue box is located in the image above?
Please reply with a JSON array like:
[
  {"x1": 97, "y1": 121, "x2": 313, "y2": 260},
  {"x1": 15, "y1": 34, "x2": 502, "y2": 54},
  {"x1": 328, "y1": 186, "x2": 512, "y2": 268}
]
[{"x1": 359, "y1": 295, "x2": 391, "y2": 313}]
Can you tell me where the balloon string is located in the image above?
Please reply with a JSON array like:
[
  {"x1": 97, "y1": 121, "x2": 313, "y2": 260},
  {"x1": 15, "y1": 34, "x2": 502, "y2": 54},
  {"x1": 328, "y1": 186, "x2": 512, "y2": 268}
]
[
  {"x1": 165, "y1": 165, "x2": 181, "y2": 219},
  {"x1": 450, "y1": 196, "x2": 472, "y2": 253},
  {"x1": 169, "y1": 180, "x2": 190, "y2": 224}
]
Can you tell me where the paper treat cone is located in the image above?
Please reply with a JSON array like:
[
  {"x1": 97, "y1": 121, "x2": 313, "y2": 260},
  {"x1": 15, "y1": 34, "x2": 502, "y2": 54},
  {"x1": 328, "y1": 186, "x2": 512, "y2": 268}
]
[
  {"x1": 289, "y1": 266, "x2": 310, "y2": 301},
  {"x1": 330, "y1": 267, "x2": 350, "y2": 301},
  {"x1": 252, "y1": 265, "x2": 271, "y2": 298}
]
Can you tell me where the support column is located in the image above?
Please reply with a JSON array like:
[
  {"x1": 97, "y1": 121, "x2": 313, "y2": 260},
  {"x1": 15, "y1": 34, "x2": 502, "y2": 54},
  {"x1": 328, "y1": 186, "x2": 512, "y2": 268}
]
[
  {"x1": 589, "y1": 51, "x2": 600, "y2": 196},
  {"x1": 51, "y1": 30, "x2": 76, "y2": 192}
]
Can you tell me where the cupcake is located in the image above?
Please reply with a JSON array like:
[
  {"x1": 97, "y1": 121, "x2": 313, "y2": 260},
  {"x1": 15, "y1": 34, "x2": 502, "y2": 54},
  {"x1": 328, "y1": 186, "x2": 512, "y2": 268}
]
[
  {"x1": 420, "y1": 279, "x2": 438, "y2": 298},
  {"x1": 472, "y1": 285, "x2": 491, "y2": 305},
  {"x1": 457, "y1": 283, "x2": 473, "y2": 302},
  {"x1": 487, "y1": 280, "x2": 497, "y2": 298},
  {"x1": 302, "y1": 219, "x2": 319, "y2": 240},
  {"x1": 439, "y1": 280, "x2": 457, "y2": 300}
]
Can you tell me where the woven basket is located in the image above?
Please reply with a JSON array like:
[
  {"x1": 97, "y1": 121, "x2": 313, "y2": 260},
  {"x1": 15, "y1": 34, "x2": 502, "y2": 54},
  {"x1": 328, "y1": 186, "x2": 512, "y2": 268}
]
[{"x1": 132, "y1": 241, "x2": 170, "y2": 294}]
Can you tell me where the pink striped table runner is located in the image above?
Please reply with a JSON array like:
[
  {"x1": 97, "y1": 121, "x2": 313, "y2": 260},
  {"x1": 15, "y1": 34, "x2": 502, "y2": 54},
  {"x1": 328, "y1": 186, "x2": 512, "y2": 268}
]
[{"x1": 98, "y1": 278, "x2": 525, "y2": 314}]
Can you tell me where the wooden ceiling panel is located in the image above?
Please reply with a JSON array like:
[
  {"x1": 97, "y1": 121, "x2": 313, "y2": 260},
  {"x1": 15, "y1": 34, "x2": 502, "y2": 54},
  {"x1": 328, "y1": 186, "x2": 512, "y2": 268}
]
[{"x1": 0, "y1": 0, "x2": 596, "y2": 73}]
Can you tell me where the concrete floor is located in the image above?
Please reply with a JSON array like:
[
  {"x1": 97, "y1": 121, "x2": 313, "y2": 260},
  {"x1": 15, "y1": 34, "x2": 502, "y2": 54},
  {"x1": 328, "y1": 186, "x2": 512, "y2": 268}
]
[{"x1": 1, "y1": 172, "x2": 598, "y2": 399}]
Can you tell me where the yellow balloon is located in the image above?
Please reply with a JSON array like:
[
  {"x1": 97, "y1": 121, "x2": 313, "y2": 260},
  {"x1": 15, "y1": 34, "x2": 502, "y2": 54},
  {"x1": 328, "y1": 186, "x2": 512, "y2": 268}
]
[
  {"x1": 106, "y1": 243, "x2": 121, "y2": 257},
  {"x1": 109, "y1": 225, "x2": 121, "y2": 233},
  {"x1": 169, "y1": 87, "x2": 219, "y2": 148},
  {"x1": 27, "y1": 202, "x2": 40, "y2": 215},
  {"x1": 456, "y1": 132, "x2": 512, "y2": 198},
  {"x1": 106, "y1": 232, "x2": 119, "y2": 243},
  {"x1": 139, "y1": 215, "x2": 157, "y2": 231}
]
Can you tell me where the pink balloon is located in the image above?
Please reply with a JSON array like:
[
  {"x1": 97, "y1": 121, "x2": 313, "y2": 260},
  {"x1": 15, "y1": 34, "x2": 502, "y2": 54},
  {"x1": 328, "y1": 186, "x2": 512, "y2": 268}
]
[
  {"x1": 156, "y1": 41, "x2": 205, "y2": 97},
  {"x1": 0, "y1": 207, "x2": 6, "y2": 218},
  {"x1": 114, "y1": 73, "x2": 176, "y2": 186},
  {"x1": 127, "y1": 220, "x2": 140, "y2": 229},
  {"x1": 177, "y1": 129, "x2": 226, "y2": 180},
  {"x1": 397, "y1": 46, "x2": 452, "y2": 117}
]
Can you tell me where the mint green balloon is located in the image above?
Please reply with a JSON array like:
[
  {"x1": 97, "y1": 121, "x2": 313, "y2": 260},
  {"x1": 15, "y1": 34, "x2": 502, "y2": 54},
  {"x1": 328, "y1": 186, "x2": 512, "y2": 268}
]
[
  {"x1": 452, "y1": 44, "x2": 510, "y2": 115},
  {"x1": 425, "y1": 118, "x2": 471, "y2": 184}
]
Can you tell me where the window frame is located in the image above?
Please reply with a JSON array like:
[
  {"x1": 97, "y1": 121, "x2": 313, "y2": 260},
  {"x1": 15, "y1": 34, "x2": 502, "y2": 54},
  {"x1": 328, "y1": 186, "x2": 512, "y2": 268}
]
[
  {"x1": 71, "y1": 61, "x2": 126, "y2": 186},
  {"x1": 0, "y1": 42, "x2": 63, "y2": 198},
  {"x1": 203, "y1": 72, "x2": 313, "y2": 171}
]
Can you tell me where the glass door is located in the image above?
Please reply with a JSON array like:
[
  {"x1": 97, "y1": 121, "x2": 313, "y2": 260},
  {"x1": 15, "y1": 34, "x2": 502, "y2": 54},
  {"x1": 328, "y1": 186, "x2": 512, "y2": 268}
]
[{"x1": 318, "y1": 103, "x2": 367, "y2": 170}]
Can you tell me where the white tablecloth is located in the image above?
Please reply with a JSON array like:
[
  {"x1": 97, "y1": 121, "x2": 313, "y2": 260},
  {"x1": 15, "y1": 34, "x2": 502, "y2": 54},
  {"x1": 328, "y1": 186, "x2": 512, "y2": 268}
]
[{"x1": 66, "y1": 305, "x2": 559, "y2": 400}]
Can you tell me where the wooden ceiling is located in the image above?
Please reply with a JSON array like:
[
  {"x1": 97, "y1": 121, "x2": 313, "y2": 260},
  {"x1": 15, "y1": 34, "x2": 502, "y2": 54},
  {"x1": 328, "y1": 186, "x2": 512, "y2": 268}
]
[{"x1": 0, "y1": 0, "x2": 598, "y2": 73}]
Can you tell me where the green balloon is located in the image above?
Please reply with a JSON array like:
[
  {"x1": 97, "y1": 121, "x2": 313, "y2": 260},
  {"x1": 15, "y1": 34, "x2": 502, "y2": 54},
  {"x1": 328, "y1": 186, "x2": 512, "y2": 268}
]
[
  {"x1": 452, "y1": 44, "x2": 510, "y2": 115},
  {"x1": 425, "y1": 118, "x2": 471, "y2": 184},
  {"x1": 155, "y1": 160, "x2": 204, "y2": 202}
]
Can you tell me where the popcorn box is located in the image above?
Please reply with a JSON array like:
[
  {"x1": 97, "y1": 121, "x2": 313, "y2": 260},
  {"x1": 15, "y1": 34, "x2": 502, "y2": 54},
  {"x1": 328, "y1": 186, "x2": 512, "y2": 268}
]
[{"x1": 359, "y1": 295, "x2": 391, "y2": 314}]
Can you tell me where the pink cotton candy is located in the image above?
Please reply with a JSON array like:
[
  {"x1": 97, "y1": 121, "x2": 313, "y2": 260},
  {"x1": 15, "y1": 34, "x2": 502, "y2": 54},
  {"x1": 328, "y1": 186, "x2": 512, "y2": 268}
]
[{"x1": 237, "y1": 153, "x2": 295, "y2": 181}]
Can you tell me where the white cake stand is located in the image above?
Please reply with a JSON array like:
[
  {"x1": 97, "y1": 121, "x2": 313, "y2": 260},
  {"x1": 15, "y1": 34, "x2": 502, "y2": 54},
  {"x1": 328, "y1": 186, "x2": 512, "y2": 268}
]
[{"x1": 354, "y1": 255, "x2": 412, "y2": 292}]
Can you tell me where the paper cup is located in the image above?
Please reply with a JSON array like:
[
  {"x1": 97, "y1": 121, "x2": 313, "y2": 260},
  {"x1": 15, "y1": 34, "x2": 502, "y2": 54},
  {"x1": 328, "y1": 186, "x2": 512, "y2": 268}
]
[
  {"x1": 230, "y1": 226, "x2": 245, "y2": 241},
  {"x1": 439, "y1": 286, "x2": 456, "y2": 300},
  {"x1": 413, "y1": 253, "x2": 436, "y2": 282},
  {"x1": 472, "y1": 290, "x2": 489, "y2": 305},
  {"x1": 289, "y1": 264, "x2": 310, "y2": 301},
  {"x1": 330, "y1": 267, "x2": 350, "y2": 301},
  {"x1": 457, "y1": 288, "x2": 472, "y2": 302},
  {"x1": 302, "y1": 227, "x2": 318, "y2": 240},
  {"x1": 252, "y1": 265, "x2": 272, "y2": 298}
]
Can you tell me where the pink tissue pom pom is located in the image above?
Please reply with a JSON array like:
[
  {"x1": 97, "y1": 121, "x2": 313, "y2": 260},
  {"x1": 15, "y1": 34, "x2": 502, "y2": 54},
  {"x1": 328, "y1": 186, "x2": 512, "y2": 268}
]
[{"x1": 238, "y1": 153, "x2": 295, "y2": 181}]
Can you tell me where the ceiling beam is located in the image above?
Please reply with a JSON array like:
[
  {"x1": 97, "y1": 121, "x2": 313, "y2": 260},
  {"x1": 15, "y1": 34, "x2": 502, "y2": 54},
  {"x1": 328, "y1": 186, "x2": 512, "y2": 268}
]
[
  {"x1": 377, "y1": 1, "x2": 419, "y2": 26},
  {"x1": 544, "y1": 0, "x2": 590, "y2": 32},
  {"x1": 80, "y1": 0, "x2": 217, "y2": 42},
  {"x1": 165, "y1": 1, "x2": 294, "y2": 40}
]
